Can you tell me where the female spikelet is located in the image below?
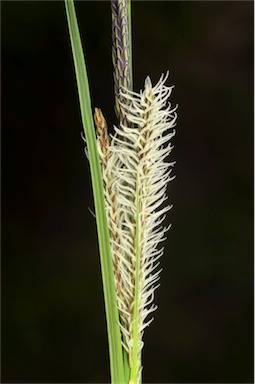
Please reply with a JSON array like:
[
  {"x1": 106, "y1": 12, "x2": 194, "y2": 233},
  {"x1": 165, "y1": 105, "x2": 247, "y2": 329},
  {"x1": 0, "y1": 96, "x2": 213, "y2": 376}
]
[{"x1": 97, "y1": 72, "x2": 177, "y2": 380}]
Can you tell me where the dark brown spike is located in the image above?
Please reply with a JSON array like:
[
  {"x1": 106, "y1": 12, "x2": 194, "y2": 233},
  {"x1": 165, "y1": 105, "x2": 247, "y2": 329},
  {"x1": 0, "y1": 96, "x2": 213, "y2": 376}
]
[{"x1": 111, "y1": 0, "x2": 131, "y2": 126}]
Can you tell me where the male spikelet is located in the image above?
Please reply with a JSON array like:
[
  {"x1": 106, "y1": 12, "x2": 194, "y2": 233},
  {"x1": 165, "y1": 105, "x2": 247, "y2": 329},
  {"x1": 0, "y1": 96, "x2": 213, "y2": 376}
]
[
  {"x1": 96, "y1": 72, "x2": 177, "y2": 382},
  {"x1": 111, "y1": 0, "x2": 131, "y2": 126}
]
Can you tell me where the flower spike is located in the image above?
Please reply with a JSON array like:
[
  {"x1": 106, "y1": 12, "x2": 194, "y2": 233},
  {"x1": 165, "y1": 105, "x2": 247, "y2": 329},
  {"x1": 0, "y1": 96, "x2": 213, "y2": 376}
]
[{"x1": 98, "y1": 73, "x2": 177, "y2": 383}]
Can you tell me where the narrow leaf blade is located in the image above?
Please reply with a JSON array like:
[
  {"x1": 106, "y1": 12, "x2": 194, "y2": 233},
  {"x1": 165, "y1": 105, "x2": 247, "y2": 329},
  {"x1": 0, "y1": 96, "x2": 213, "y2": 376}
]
[{"x1": 64, "y1": 1, "x2": 125, "y2": 382}]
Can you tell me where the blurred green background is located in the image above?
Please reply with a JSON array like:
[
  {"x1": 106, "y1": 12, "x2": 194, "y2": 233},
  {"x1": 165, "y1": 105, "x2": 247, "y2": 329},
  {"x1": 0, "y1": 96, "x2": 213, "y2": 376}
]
[{"x1": 2, "y1": 1, "x2": 253, "y2": 383}]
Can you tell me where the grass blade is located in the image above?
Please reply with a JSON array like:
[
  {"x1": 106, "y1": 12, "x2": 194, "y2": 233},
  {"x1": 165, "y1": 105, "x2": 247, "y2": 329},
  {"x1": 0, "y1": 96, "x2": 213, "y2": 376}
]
[{"x1": 64, "y1": 1, "x2": 125, "y2": 382}]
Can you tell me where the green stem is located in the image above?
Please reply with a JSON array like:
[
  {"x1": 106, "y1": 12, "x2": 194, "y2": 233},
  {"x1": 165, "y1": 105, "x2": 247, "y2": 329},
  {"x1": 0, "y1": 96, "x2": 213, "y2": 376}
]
[{"x1": 64, "y1": 1, "x2": 125, "y2": 383}]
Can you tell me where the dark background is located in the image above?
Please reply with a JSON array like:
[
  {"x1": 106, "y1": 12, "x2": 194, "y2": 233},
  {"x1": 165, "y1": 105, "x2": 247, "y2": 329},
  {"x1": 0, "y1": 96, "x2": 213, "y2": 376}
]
[{"x1": 2, "y1": 1, "x2": 253, "y2": 383}]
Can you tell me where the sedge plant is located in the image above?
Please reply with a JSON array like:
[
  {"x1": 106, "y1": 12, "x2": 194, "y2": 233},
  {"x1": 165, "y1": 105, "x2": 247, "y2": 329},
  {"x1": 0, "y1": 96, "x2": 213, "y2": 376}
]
[{"x1": 64, "y1": 1, "x2": 177, "y2": 383}]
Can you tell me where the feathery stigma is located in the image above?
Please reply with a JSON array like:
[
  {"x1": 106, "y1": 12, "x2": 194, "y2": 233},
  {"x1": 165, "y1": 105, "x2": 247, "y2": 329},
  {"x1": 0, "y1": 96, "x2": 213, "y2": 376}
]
[{"x1": 98, "y1": 72, "x2": 177, "y2": 382}]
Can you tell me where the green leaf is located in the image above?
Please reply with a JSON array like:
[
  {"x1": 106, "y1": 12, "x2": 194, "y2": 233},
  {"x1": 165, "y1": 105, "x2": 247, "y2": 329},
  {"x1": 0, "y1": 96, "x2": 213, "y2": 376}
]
[{"x1": 64, "y1": 1, "x2": 125, "y2": 382}]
